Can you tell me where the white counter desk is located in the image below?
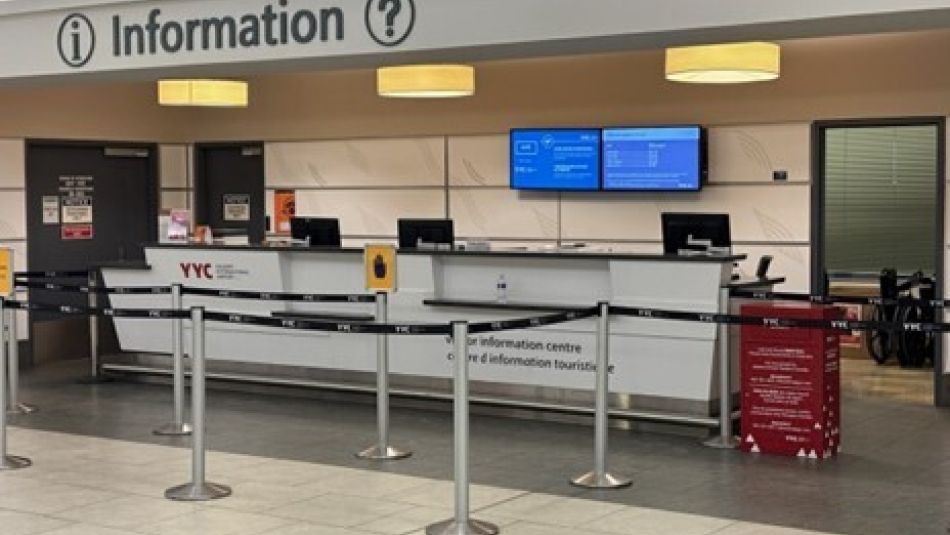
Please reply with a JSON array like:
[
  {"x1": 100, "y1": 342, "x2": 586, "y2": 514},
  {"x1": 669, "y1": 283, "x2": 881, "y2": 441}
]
[{"x1": 101, "y1": 245, "x2": 781, "y2": 424}]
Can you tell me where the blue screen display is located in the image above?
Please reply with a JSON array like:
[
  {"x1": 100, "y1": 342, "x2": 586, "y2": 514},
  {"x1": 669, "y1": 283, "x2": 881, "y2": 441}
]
[
  {"x1": 510, "y1": 129, "x2": 601, "y2": 191},
  {"x1": 602, "y1": 127, "x2": 704, "y2": 191}
]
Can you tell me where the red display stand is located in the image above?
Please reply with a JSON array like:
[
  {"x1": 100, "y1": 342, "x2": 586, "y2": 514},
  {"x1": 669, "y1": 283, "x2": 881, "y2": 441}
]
[{"x1": 740, "y1": 303, "x2": 841, "y2": 459}]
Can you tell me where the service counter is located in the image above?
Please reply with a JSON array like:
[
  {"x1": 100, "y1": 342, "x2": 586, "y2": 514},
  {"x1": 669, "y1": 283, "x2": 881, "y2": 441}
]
[{"x1": 101, "y1": 244, "x2": 781, "y2": 422}]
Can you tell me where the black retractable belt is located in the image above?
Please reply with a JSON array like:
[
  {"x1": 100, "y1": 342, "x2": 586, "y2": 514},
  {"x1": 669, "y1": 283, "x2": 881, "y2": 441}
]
[
  {"x1": 731, "y1": 289, "x2": 947, "y2": 309},
  {"x1": 203, "y1": 310, "x2": 454, "y2": 336},
  {"x1": 182, "y1": 286, "x2": 376, "y2": 304},
  {"x1": 13, "y1": 270, "x2": 90, "y2": 280},
  {"x1": 5, "y1": 299, "x2": 188, "y2": 319},
  {"x1": 468, "y1": 308, "x2": 599, "y2": 334},
  {"x1": 609, "y1": 304, "x2": 950, "y2": 334},
  {"x1": 14, "y1": 280, "x2": 170, "y2": 295}
]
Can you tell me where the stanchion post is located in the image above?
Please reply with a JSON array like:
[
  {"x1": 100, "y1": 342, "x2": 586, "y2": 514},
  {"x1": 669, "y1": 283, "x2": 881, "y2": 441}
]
[
  {"x1": 154, "y1": 284, "x2": 192, "y2": 436},
  {"x1": 704, "y1": 287, "x2": 739, "y2": 449},
  {"x1": 357, "y1": 291, "x2": 411, "y2": 460},
  {"x1": 165, "y1": 307, "x2": 231, "y2": 501},
  {"x1": 571, "y1": 301, "x2": 631, "y2": 489},
  {"x1": 0, "y1": 297, "x2": 31, "y2": 471},
  {"x1": 6, "y1": 306, "x2": 35, "y2": 415},
  {"x1": 426, "y1": 322, "x2": 498, "y2": 535},
  {"x1": 78, "y1": 270, "x2": 111, "y2": 384},
  {"x1": 89, "y1": 270, "x2": 99, "y2": 378},
  {"x1": 5, "y1": 250, "x2": 34, "y2": 415}
]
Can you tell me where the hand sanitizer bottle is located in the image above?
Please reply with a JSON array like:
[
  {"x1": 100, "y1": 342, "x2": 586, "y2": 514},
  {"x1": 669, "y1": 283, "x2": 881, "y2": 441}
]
[{"x1": 496, "y1": 274, "x2": 508, "y2": 304}]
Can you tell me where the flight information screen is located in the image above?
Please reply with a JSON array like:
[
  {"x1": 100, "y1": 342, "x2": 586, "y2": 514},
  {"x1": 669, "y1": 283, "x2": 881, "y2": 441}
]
[
  {"x1": 602, "y1": 127, "x2": 704, "y2": 191},
  {"x1": 510, "y1": 129, "x2": 601, "y2": 191}
]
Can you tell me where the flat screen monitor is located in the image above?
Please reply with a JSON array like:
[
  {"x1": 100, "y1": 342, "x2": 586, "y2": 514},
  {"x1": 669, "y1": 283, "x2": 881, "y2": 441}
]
[
  {"x1": 510, "y1": 129, "x2": 602, "y2": 191},
  {"x1": 290, "y1": 217, "x2": 341, "y2": 248},
  {"x1": 398, "y1": 219, "x2": 455, "y2": 249},
  {"x1": 602, "y1": 126, "x2": 706, "y2": 191},
  {"x1": 661, "y1": 213, "x2": 731, "y2": 255}
]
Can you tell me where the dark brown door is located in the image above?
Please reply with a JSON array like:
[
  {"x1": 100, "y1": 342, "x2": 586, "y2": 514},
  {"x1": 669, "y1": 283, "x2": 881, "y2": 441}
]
[
  {"x1": 194, "y1": 143, "x2": 266, "y2": 243},
  {"x1": 25, "y1": 140, "x2": 158, "y2": 362}
]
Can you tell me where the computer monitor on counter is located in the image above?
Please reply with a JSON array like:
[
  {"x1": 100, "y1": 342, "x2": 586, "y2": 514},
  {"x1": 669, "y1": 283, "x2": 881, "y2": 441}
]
[
  {"x1": 398, "y1": 219, "x2": 455, "y2": 249},
  {"x1": 291, "y1": 217, "x2": 342, "y2": 248},
  {"x1": 661, "y1": 213, "x2": 732, "y2": 256}
]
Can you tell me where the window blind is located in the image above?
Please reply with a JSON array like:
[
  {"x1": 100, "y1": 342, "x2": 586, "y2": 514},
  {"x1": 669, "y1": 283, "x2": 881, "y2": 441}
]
[{"x1": 823, "y1": 125, "x2": 938, "y2": 275}]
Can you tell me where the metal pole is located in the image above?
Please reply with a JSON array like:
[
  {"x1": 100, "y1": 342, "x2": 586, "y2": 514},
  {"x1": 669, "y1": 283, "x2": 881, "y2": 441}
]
[
  {"x1": 77, "y1": 270, "x2": 111, "y2": 384},
  {"x1": 165, "y1": 307, "x2": 231, "y2": 501},
  {"x1": 88, "y1": 270, "x2": 99, "y2": 378},
  {"x1": 358, "y1": 292, "x2": 411, "y2": 460},
  {"x1": 6, "y1": 307, "x2": 35, "y2": 415},
  {"x1": 0, "y1": 298, "x2": 30, "y2": 471},
  {"x1": 426, "y1": 322, "x2": 498, "y2": 535},
  {"x1": 154, "y1": 284, "x2": 191, "y2": 436},
  {"x1": 571, "y1": 302, "x2": 631, "y2": 489},
  {"x1": 705, "y1": 287, "x2": 739, "y2": 449}
]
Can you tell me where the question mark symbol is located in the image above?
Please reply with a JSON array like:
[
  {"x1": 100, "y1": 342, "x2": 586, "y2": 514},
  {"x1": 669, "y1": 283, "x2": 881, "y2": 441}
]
[{"x1": 379, "y1": 0, "x2": 402, "y2": 38}]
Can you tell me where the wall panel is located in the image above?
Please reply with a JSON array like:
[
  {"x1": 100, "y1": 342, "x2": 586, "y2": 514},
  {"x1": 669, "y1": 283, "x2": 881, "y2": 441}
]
[
  {"x1": 266, "y1": 137, "x2": 445, "y2": 188},
  {"x1": 448, "y1": 135, "x2": 508, "y2": 187},
  {"x1": 450, "y1": 188, "x2": 558, "y2": 240},
  {"x1": 560, "y1": 184, "x2": 810, "y2": 243},
  {"x1": 0, "y1": 139, "x2": 24, "y2": 188},
  {"x1": 707, "y1": 123, "x2": 811, "y2": 184},
  {"x1": 294, "y1": 189, "x2": 446, "y2": 237}
]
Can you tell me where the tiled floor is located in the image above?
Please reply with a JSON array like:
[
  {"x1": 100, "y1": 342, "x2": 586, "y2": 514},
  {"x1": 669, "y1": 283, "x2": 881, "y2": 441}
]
[
  {"x1": 5, "y1": 359, "x2": 950, "y2": 535},
  {"x1": 840, "y1": 358, "x2": 934, "y2": 405},
  {"x1": 1, "y1": 427, "x2": 836, "y2": 535}
]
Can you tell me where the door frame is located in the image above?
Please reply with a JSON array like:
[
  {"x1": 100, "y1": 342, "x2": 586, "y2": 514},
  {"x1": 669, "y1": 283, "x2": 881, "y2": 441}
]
[
  {"x1": 192, "y1": 141, "x2": 266, "y2": 239},
  {"x1": 810, "y1": 117, "x2": 948, "y2": 406}
]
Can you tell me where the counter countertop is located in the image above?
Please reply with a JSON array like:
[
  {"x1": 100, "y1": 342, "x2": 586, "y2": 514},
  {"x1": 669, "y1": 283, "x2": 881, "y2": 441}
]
[{"x1": 142, "y1": 243, "x2": 746, "y2": 263}]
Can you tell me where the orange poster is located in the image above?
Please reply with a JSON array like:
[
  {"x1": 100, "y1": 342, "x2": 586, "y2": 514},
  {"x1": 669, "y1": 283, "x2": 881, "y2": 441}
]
[{"x1": 274, "y1": 190, "x2": 296, "y2": 235}]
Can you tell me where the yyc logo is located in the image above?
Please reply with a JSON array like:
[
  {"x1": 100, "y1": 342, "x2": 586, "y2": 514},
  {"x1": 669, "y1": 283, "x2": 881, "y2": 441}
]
[
  {"x1": 58, "y1": 13, "x2": 96, "y2": 68},
  {"x1": 180, "y1": 262, "x2": 214, "y2": 280}
]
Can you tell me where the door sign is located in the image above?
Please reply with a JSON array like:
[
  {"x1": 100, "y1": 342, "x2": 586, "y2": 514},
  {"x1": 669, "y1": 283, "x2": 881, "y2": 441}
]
[
  {"x1": 42, "y1": 196, "x2": 60, "y2": 224},
  {"x1": 365, "y1": 243, "x2": 397, "y2": 291},
  {"x1": 58, "y1": 175, "x2": 94, "y2": 224},
  {"x1": 223, "y1": 194, "x2": 251, "y2": 222}
]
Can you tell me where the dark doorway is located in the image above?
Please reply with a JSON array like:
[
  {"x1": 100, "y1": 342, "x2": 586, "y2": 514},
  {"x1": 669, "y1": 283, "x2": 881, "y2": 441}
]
[
  {"x1": 811, "y1": 117, "x2": 947, "y2": 406},
  {"x1": 25, "y1": 140, "x2": 159, "y2": 363},
  {"x1": 194, "y1": 143, "x2": 266, "y2": 243}
]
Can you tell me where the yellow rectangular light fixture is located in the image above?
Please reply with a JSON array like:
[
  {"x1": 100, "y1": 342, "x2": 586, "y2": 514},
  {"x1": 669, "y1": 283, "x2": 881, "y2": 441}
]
[
  {"x1": 666, "y1": 42, "x2": 780, "y2": 84},
  {"x1": 377, "y1": 65, "x2": 475, "y2": 98},
  {"x1": 158, "y1": 79, "x2": 249, "y2": 107}
]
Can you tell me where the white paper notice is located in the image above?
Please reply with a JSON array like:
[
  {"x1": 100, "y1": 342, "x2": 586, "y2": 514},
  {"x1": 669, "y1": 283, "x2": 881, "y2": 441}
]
[
  {"x1": 223, "y1": 194, "x2": 251, "y2": 222},
  {"x1": 42, "y1": 196, "x2": 59, "y2": 224}
]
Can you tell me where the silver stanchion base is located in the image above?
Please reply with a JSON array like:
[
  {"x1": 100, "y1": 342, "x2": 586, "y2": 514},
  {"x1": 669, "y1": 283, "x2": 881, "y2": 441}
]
[
  {"x1": 570, "y1": 471, "x2": 632, "y2": 489},
  {"x1": 356, "y1": 444, "x2": 413, "y2": 461},
  {"x1": 0, "y1": 455, "x2": 32, "y2": 471},
  {"x1": 7, "y1": 403, "x2": 37, "y2": 415},
  {"x1": 164, "y1": 482, "x2": 232, "y2": 501},
  {"x1": 426, "y1": 519, "x2": 500, "y2": 535},
  {"x1": 703, "y1": 435, "x2": 739, "y2": 449},
  {"x1": 153, "y1": 423, "x2": 193, "y2": 437}
]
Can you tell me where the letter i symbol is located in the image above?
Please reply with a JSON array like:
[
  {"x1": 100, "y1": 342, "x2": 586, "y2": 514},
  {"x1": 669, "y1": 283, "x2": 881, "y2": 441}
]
[{"x1": 71, "y1": 20, "x2": 82, "y2": 62}]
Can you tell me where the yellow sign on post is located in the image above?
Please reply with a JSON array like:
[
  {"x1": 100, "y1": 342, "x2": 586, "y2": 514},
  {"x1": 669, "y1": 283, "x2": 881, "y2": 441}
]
[
  {"x1": 0, "y1": 248, "x2": 12, "y2": 297},
  {"x1": 365, "y1": 244, "x2": 397, "y2": 292}
]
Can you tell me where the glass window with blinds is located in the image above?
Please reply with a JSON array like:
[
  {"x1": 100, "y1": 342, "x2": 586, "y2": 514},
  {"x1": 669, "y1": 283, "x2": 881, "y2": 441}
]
[{"x1": 823, "y1": 124, "x2": 939, "y2": 275}]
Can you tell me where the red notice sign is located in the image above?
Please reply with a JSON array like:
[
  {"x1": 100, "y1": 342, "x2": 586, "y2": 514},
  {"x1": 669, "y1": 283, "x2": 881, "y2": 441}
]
[
  {"x1": 740, "y1": 303, "x2": 841, "y2": 459},
  {"x1": 61, "y1": 224, "x2": 94, "y2": 241}
]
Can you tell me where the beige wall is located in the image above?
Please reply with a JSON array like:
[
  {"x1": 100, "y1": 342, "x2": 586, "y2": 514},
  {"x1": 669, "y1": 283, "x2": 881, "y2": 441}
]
[
  {"x1": 187, "y1": 30, "x2": 950, "y2": 142},
  {"x1": 0, "y1": 82, "x2": 188, "y2": 142},
  {"x1": 0, "y1": 29, "x2": 946, "y2": 143}
]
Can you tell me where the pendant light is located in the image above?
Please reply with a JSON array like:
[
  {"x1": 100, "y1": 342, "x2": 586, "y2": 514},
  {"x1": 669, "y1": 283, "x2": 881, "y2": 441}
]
[
  {"x1": 377, "y1": 65, "x2": 475, "y2": 98},
  {"x1": 666, "y1": 42, "x2": 780, "y2": 84},
  {"x1": 158, "y1": 79, "x2": 249, "y2": 107}
]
